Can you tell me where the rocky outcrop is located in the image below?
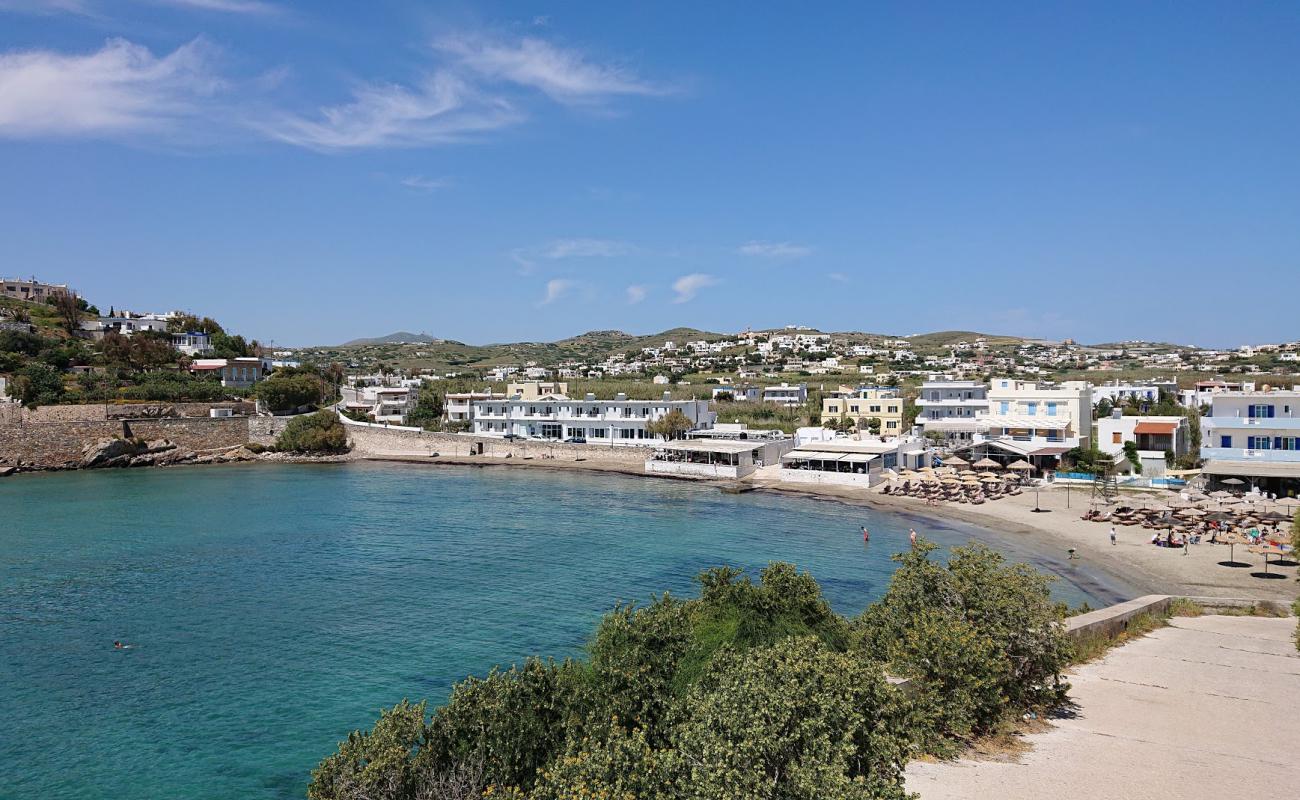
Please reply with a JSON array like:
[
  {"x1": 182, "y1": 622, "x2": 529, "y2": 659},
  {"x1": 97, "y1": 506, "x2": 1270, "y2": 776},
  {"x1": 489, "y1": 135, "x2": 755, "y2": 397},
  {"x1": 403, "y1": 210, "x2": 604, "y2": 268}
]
[{"x1": 80, "y1": 438, "x2": 184, "y2": 468}]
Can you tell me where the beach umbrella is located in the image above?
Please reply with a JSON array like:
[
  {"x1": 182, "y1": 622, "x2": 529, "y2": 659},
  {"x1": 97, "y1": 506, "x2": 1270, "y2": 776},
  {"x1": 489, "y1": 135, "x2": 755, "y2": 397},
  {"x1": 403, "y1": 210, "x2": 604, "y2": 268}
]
[
  {"x1": 1209, "y1": 490, "x2": 1233, "y2": 499},
  {"x1": 980, "y1": 474, "x2": 1003, "y2": 483},
  {"x1": 1178, "y1": 507, "x2": 1206, "y2": 517},
  {"x1": 943, "y1": 456, "x2": 969, "y2": 468},
  {"x1": 1277, "y1": 497, "x2": 1300, "y2": 507},
  {"x1": 1216, "y1": 532, "x2": 1250, "y2": 564},
  {"x1": 1248, "y1": 545, "x2": 1289, "y2": 577},
  {"x1": 1221, "y1": 478, "x2": 1245, "y2": 486},
  {"x1": 972, "y1": 457, "x2": 1001, "y2": 470},
  {"x1": 899, "y1": 470, "x2": 918, "y2": 479},
  {"x1": 940, "y1": 476, "x2": 960, "y2": 485},
  {"x1": 1006, "y1": 459, "x2": 1034, "y2": 471}
]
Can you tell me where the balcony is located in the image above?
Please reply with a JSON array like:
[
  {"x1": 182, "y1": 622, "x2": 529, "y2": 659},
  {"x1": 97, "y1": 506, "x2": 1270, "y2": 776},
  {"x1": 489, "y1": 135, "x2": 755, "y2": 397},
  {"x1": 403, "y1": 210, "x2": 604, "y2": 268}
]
[{"x1": 1200, "y1": 447, "x2": 1300, "y2": 463}]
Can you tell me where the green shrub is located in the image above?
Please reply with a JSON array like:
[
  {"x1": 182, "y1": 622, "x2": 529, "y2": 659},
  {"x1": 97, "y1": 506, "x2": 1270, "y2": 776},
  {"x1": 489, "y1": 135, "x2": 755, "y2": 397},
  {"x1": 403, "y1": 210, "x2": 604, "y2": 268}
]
[{"x1": 275, "y1": 411, "x2": 348, "y2": 453}]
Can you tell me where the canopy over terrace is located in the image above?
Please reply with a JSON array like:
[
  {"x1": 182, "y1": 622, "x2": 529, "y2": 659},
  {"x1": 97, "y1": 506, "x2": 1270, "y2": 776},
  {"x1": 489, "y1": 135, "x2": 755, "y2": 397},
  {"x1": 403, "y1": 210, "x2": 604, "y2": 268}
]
[
  {"x1": 650, "y1": 439, "x2": 767, "y2": 467},
  {"x1": 782, "y1": 443, "x2": 881, "y2": 474},
  {"x1": 948, "y1": 438, "x2": 1068, "y2": 474}
]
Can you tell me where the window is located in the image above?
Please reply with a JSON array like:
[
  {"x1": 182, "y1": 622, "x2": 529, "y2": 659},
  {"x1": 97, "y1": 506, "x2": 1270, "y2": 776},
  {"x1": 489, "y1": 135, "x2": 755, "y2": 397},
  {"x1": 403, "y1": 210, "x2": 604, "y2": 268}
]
[
  {"x1": 620, "y1": 429, "x2": 636, "y2": 439},
  {"x1": 1027, "y1": 402, "x2": 1037, "y2": 416},
  {"x1": 591, "y1": 428, "x2": 607, "y2": 438},
  {"x1": 1047, "y1": 402, "x2": 1057, "y2": 417},
  {"x1": 886, "y1": 420, "x2": 898, "y2": 428},
  {"x1": 1248, "y1": 404, "x2": 1275, "y2": 418},
  {"x1": 1220, "y1": 435, "x2": 1232, "y2": 448},
  {"x1": 1248, "y1": 436, "x2": 1273, "y2": 450},
  {"x1": 1112, "y1": 432, "x2": 1122, "y2": 444},
  {"x1": 999, "y1": 401, "x2": 1009, "y2": 415}
]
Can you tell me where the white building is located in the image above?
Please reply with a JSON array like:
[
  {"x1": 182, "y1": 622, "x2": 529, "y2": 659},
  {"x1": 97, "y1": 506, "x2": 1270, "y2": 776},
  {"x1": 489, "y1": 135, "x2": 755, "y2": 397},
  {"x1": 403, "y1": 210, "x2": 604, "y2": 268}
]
[
  {"x1": 646, "y1": 437, "x2": 795, "y2": 480},
  {"x1": 342, "y1": 385, "x2": 417, "y2": 424},
  {"x1": 980, "y1": 379, "x2": 1092, "y2": 449},
  {"x1": 471, "y1": 392, "x2": 715, "y2": 445},
  {"x1": 779, "y1": 436, "x2": 932, "y2": 488},
  {"x1": 1201, "y1": 388, "x2": 1300, "y2": 493},
  {"x1": 171, "y1": 331, "x2": 213, "y2": 356},
  {"x1": 1096, "y1": 410, "x2": 1190, "y2": 476},
  {"x1": 712, "y1": 384, "x2": 761, "y2": 402},
  {"x1": 1091, "y1": 380, "x2": 1179, "y2": 408},
  {"x1": 915, "y1": 379, "x2": 989, "y2": 445},
  {"x1": 80, "y1": 315, "x2": 170, "y2": 340},
  {"x1": 762, "y1": 382, "x2": 807, "y2": 407},
  {"x1": 1179, "y1": 380, "x2": 1256, "y2": 410},
  {"x1": 444, "y1": 389, "x2": 505, "y2": 423}
]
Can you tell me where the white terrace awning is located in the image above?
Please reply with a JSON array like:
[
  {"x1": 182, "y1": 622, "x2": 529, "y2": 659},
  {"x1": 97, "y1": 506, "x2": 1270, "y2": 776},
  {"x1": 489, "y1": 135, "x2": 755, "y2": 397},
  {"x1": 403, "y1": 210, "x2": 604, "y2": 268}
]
[
  {"x1": 783, "y1": 450, "x2": 879, "y2": 464},
  {"x1": 980, "y1": 415, "x2": 1071, "y2": 430}
]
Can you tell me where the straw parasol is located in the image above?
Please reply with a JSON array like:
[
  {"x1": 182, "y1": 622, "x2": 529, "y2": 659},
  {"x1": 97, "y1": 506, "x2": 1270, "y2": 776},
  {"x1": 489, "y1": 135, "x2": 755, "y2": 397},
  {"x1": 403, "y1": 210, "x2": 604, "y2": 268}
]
[
  {"x1": 1178, "y1": 507, "x2": 1206, "y2": 517},
  {"x1": 1209, "y1": 490, "x2": 1234, "y2": 499},
  {"x1": 898, "y1": 470, "x2": 918, "y2": 479},
  {"x1": 979, "y1": 474, "x2": 1003, "y2": 483},
  {"x1": 1277, "y1": 497, "x2": 1300, "y2": 507},
  {"x1": 1006, "y1": 459, "x2": 1035, "y2": 471},
  {"x1": 943, "y1": 455, "x2": 969, "y2": 468},
  {"x1": 1216, "y1": 531, "x2": 1250, "y2": 564},
  {"x1": 1248, "y1": 545, "x2": 1290, "y2": 577},
  {"x1": 972, "y1": 457, "x2": 1001, "y2": 470}
]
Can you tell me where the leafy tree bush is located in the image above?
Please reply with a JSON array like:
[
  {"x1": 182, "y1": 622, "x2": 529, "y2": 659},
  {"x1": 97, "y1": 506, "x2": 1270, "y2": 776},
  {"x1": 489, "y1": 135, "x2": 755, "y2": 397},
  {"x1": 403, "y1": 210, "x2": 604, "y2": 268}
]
[
  {"x1": 646, "y1": 408, "x2": 693, "y2": 440},
  {"x1": 308, "y1": 556, "x2": 1072, "y2": 800},
  {"x1": 258, "y1": 372, "x2": 329, "y2": 413},
  {"x1": 13, "y1": 362, "x2": 65, "y2": 407},
  {"x1": 1123, "y1": 441, "x2": 1143, "y2": 474},
  {"x1": 275, "y1": 411, "x2": 348, "y2": 453}
]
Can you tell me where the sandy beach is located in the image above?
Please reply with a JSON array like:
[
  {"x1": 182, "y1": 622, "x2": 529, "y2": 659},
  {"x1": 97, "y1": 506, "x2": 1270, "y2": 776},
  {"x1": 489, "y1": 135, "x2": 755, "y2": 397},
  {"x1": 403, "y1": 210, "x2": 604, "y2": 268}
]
[{"x1": 752, "y1": 478, "x2": 1299, "y2": 602}]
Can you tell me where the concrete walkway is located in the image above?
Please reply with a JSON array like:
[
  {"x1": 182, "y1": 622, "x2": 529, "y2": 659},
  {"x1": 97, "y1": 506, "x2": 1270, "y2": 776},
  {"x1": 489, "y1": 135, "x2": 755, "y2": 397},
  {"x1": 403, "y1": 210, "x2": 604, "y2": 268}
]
[{"x1": 906, "y1": 615, "x2": 1299, "y2": 800}]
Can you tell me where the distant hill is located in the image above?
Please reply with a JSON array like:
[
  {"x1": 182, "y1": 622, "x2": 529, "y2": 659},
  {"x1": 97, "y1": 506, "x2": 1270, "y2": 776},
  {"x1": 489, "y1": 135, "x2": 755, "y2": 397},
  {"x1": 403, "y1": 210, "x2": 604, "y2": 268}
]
[
  {"x1": 339, "y1": 331, "x2": 442, "y2": 346},
  {"x1": 903, "y1": 330, "x2": 1029, "y2": 347}
]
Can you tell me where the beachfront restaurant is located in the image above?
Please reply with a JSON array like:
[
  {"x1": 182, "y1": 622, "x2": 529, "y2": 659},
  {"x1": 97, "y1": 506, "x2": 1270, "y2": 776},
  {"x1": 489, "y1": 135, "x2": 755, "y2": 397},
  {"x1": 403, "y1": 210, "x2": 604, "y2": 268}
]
[
  {"x1": 779, "y1": 441, "x2": 888, "y2": 487},
  {"x1": 646, "y1": 439, "x2": 787, "y2": 479}
]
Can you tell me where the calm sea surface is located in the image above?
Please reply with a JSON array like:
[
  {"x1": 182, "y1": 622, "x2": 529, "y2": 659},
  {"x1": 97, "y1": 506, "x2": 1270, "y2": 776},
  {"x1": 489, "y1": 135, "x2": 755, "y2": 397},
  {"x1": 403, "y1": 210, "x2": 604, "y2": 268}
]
[{"x1": 0, "y1": 462, "x2": 1131, "y2": 800}]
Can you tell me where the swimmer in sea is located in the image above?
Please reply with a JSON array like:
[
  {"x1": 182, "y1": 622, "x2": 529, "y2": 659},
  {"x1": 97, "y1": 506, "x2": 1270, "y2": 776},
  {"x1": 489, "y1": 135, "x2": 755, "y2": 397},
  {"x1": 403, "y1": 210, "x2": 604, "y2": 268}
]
[{"x1": 861, "y1": 526, "x2": 870, "y2": 542}]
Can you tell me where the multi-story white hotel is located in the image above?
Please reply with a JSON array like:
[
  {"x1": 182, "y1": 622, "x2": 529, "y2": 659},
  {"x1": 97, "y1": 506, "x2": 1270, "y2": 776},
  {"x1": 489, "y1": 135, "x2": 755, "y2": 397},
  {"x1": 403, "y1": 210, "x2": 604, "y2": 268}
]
[
  {"x1": 979, "y1": 379, "x2": 1092, "y2": 449},
  {"x1": 1201, "y1": 388, "x2": 1300, "y2": 493},
  {"x1": 471, "y1": 392, "x2": 716, "y2": 444},
  {"x1": 915, "y1": 379, "x2": 989, "y2": 444},
  {"x1": 444, "y1": 390, "x2": 505, "y2": 423},
  {"x1": 762, "y1": 382, "x2": 807, "y2": 407}
]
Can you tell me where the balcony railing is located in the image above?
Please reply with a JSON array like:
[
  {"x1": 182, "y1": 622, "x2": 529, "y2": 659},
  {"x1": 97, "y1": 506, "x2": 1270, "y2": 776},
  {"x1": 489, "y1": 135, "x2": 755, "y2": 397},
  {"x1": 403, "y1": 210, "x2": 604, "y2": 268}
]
[{"x1": 1201, "y1": 447, "x2": 1300, "y2": 463}]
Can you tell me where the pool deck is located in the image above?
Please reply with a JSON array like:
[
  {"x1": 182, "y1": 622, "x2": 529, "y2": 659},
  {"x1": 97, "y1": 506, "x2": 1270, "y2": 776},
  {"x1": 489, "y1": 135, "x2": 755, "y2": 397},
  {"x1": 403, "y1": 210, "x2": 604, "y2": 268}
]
[{"x1": 905, "y1": 614, "x2": 1299, "y2": 800}]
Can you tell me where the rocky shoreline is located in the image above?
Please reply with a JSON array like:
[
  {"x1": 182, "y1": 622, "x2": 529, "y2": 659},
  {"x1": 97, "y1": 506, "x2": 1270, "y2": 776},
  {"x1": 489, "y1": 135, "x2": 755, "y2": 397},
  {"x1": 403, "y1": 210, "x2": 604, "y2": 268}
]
[{"x1": 0, "y1": 437, "x2": 353, "y2": 474}]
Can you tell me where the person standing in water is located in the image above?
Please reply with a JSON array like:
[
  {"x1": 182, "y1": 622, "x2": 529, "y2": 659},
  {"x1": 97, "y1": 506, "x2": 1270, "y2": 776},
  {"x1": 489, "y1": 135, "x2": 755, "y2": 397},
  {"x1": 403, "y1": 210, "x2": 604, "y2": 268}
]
[
  {"x1": 909, "y1": 528, "x2": 917, "y2": 547},
  {"x1": 861, "y1": 526, "x2": 870, "y2": 542}
]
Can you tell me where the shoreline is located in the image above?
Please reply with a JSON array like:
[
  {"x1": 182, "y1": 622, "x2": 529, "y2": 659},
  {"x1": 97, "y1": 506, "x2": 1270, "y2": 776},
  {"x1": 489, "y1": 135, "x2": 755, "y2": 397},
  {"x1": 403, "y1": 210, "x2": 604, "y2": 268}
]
[
  {"x1": 359, "y1": 452, "x2": 1297, "y2": 602},
  {"x1": 6, "y1": 446, "x2": 1294, "y2": 602}
]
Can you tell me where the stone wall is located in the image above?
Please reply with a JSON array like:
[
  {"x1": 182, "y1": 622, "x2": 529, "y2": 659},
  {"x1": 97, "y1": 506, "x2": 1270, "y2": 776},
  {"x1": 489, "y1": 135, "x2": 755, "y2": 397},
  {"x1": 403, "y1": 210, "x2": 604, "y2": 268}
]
[
  {"x1": 344, "y1": 420, "x2": 654, "y2": 468},
  {"x1": 1, "y1": 401, "x2": 254, "y2": 424},
  {"x1": 249, "y1": 415, "x2": 294, "y2": 446},
  {"x1": 0, "y1": 416, "x2": 251, "y2": 468}
]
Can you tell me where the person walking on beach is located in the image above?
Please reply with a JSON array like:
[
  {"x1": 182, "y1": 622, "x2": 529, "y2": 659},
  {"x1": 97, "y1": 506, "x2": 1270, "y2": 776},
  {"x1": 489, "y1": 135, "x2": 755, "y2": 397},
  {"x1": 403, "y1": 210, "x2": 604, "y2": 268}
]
[
  {"x1": 1109, "y1": 526, "x2": 1117, "y2": 546},
  {"x1": 909, "y1": 528, "x2": 917, "y2": 547},
  {"x1": 1183, "y1": 537, "x2": 1190, "y2": 556}
]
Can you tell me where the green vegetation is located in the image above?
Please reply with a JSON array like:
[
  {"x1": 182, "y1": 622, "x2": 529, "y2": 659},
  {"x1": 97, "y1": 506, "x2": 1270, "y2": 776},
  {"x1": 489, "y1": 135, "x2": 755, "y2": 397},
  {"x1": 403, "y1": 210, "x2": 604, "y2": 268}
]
[
  {"x1": 309, "y1": 543, "x2": 1072, "y2": 800},
  {"x1": 1122, "y1": 441, "x2": 1142, "y2": 474},
  {"x1": 11, "y1": 362, "x2": 65, "y2": 407},
  {"x1": 404, "y1": 381, "x2": 445, "y2": 430},
  {"x1": 255, "y1": 369, "x2": 334, "y2": 413},
  {"x1": 275, "y1": 411, "x2": 348, "y2": 453},
  {"x1": 645, "y1": 408, "x2": 692, "y2": 440}
]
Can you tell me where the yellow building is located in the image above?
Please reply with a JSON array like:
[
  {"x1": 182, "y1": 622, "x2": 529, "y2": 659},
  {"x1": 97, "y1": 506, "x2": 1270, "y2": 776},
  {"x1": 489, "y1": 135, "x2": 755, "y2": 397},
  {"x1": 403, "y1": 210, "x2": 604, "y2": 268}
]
[
  {"x1": 822, "y1": 388, "x2": 906, "y2": 436},
  {"x1": 507, "y1": 380, "x2": 569, "y2": 400}
]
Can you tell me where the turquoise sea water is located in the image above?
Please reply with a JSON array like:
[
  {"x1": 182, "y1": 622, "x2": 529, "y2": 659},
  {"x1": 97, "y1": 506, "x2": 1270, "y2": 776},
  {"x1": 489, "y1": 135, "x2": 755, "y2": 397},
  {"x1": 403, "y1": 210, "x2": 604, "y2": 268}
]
[{"x1": 0, "y1": 463, "x2": 1131, "y2": 800}]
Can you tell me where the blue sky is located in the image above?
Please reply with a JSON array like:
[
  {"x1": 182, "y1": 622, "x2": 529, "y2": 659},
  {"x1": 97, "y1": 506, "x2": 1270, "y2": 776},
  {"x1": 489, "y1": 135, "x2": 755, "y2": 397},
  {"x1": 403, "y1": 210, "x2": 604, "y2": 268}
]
[{"x1": 1, "y1": 1, "x2": 1297, "y2": 348}]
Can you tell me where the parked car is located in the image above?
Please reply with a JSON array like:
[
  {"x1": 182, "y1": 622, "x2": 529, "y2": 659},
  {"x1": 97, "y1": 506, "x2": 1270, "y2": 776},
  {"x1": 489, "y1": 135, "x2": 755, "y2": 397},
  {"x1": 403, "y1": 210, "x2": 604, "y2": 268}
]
[
  {"x1": 503, "y1": 433, "x2": 524, "y2": 441},
  {"x1": 564, "y1": 436, "x2": 587, "y2": 444}
]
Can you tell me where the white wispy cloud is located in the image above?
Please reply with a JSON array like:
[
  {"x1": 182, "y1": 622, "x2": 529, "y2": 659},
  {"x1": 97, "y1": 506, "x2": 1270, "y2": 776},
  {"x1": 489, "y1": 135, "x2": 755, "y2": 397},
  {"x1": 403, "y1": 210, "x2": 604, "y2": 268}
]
[
  {"x1": 259, "y1": 71, "x2": 521, "y2": 151},
  {"x1": 827, "y1": 272, "x2": 849, "y2": 283},
  {"x1": 399, "y1": 175, "x2": 450, "y2": 192},
  {"x1": 435, "y1": 34, "x2": 667, "y2": 104},
  {"x1": 0, "y1": 30, "x2": 669, "y2": 151},
  {"x1": 625, "y1": 285, "x2": 647, "y2": 304},
  {"x1": 671, "y1": 273, "x2": 718, "y2": 304},
  {"x1": 149, "y1": 0, "x2": 275, "y2": 13},
  {"x1": 541, "y1": 238, "x2": 628, "y2": 259},
  {"x1": 0, "y1": 37, "x2": 225, "y2": 139},
  {"x1": 540, "y1": 278, "x2": 577, "y2": 305},
  {"x1": 0, "y1": 0, "x2": 93, "y2": 13},
  {"x1": 512, "y1": 238, "x2": 629, "y2": 274},
  {"x1": 737, "y1": 240, "x2": 812, "y2": 259}
]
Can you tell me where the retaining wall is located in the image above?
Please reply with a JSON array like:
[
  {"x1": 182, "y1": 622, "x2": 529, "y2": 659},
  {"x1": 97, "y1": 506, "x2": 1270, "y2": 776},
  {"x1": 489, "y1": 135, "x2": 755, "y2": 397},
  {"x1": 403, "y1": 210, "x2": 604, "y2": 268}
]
[
  {"x1": 0, "y1": 416, "x2": 251, "y2": 467},
  {"x1": 344, "y1": 420, "x2": 653, "y2": 468}
]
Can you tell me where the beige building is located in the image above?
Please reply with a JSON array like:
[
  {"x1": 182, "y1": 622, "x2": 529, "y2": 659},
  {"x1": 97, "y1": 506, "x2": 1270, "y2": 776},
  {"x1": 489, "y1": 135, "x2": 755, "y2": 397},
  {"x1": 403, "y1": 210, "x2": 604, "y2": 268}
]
[
  {"x1": 507, "y1": 380, "x2": 569, "y2": 399},
  {"x1": 981, "y1": 379, "x2": 1092, "y2": 448},
  {"x1": 822, "y1": 387, "x2": 906, "y2": 437},
  {"x1": 2, "y1": 277, "x2": 69, "y2": 303}
]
